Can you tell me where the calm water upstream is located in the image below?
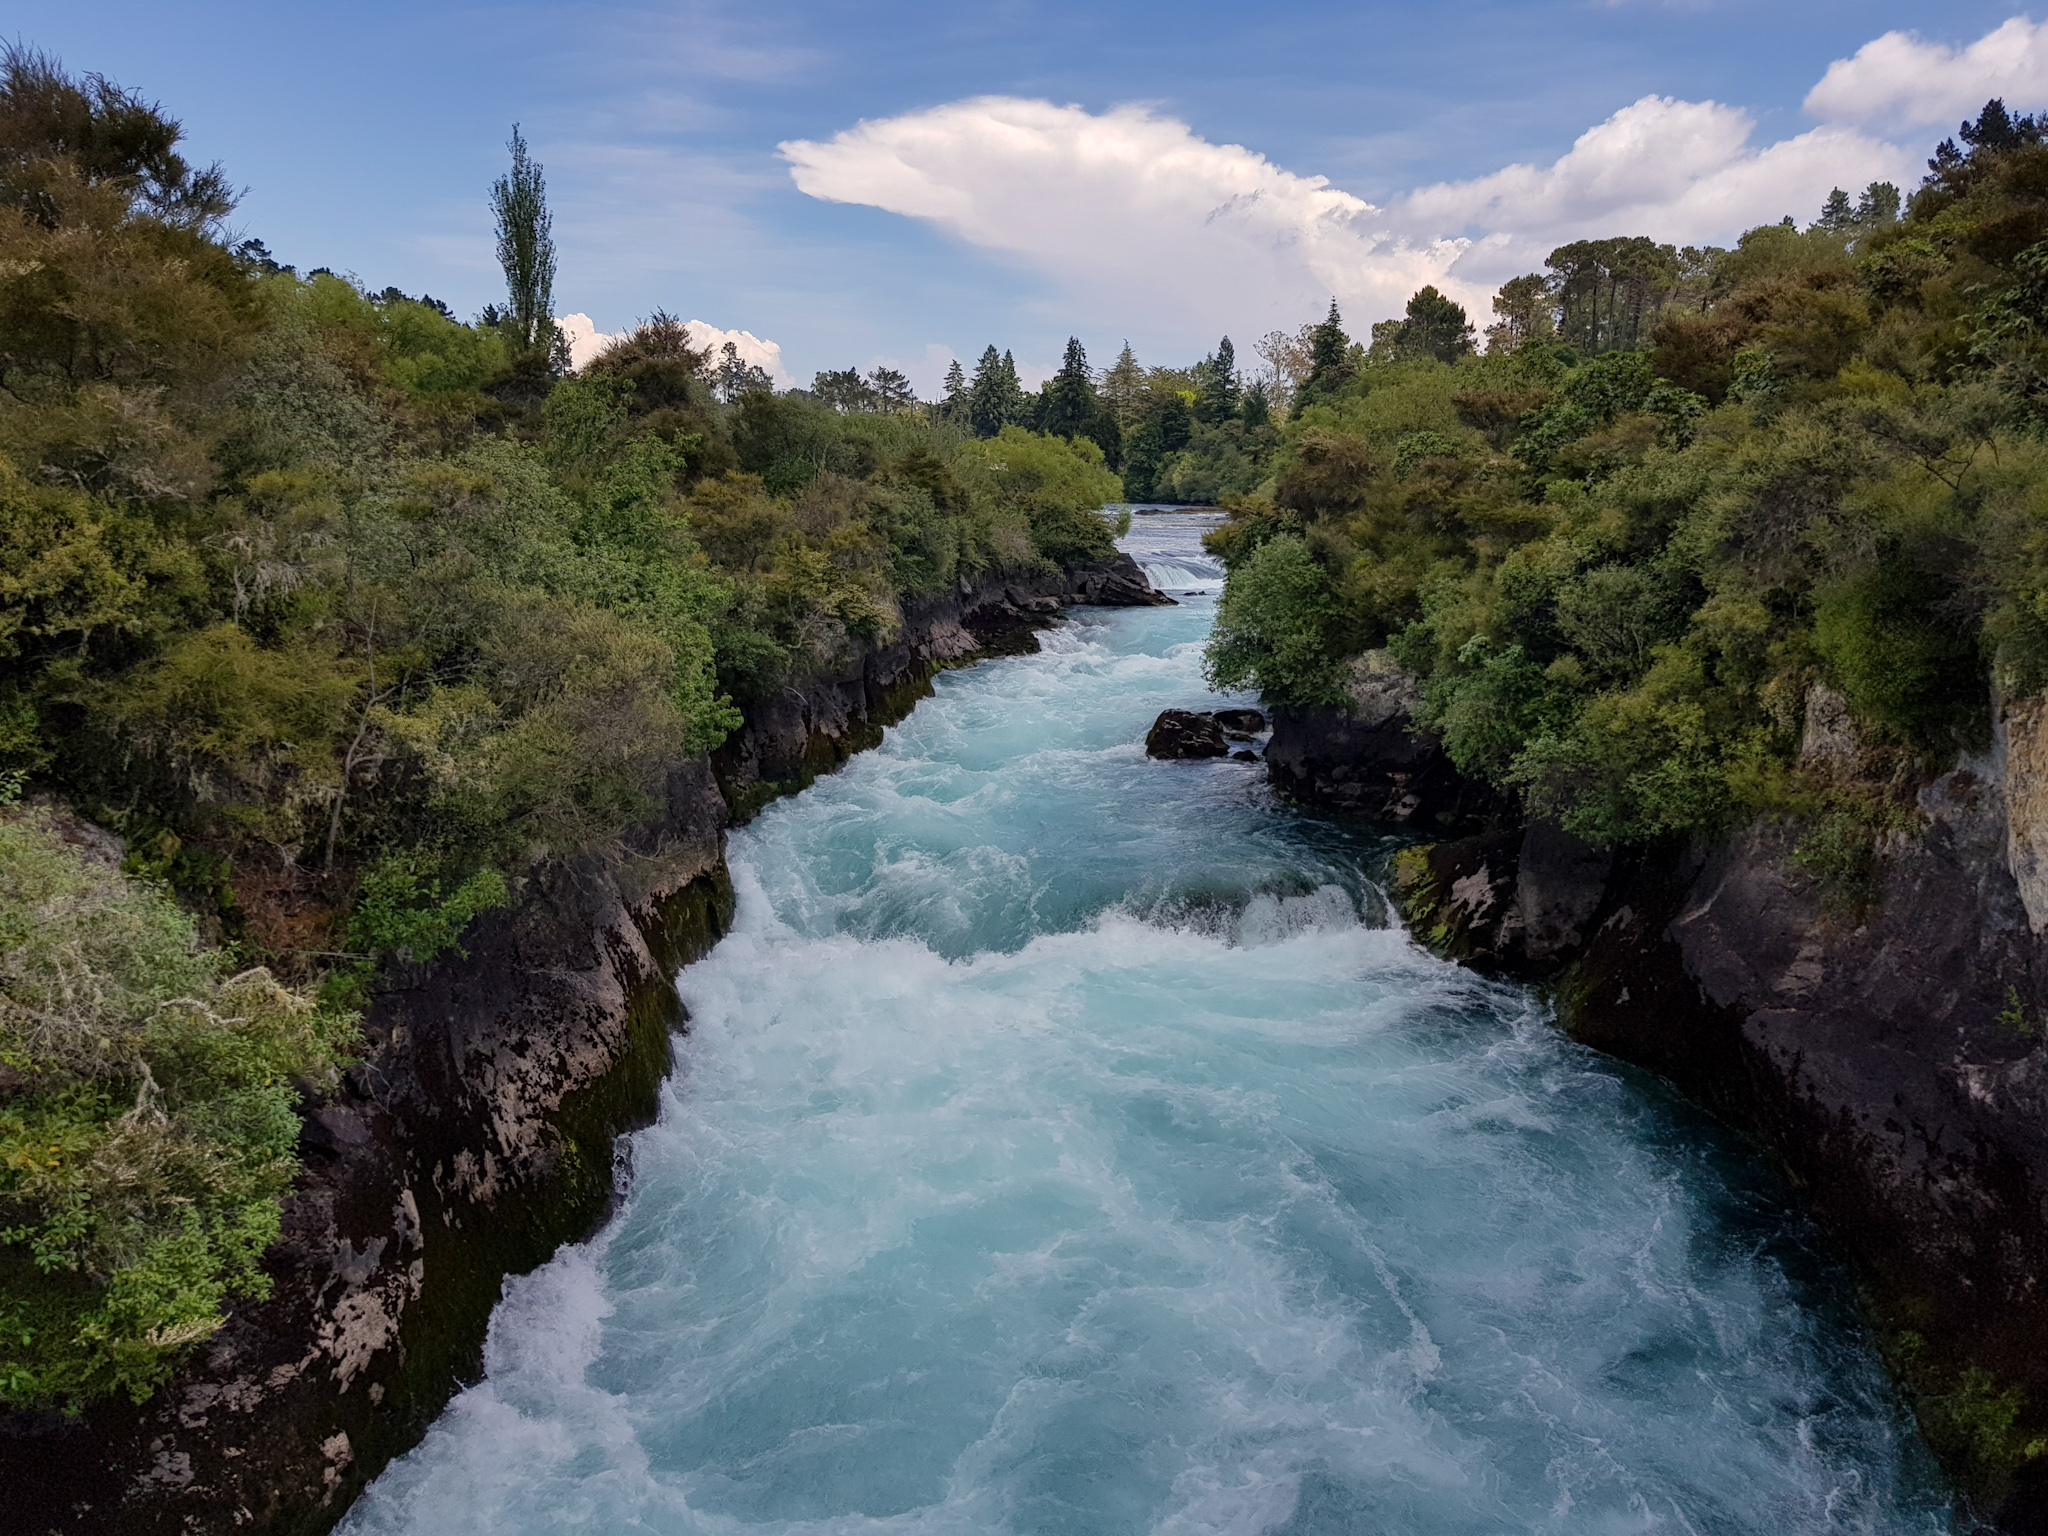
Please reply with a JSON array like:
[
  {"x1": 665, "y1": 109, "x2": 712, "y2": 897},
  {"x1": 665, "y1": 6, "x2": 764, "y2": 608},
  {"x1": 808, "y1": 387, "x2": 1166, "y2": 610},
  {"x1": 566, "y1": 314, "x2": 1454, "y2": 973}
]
[{"x1": 344, "y1": 513, "x2": 1953, "y2": 1535}]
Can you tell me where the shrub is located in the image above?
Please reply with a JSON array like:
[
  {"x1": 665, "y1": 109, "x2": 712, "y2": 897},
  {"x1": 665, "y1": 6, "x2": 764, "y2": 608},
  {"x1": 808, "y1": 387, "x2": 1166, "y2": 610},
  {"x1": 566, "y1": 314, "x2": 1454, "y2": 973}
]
[{"x1": 0, "y1": 808, "x2": 351, "y2": 1409}]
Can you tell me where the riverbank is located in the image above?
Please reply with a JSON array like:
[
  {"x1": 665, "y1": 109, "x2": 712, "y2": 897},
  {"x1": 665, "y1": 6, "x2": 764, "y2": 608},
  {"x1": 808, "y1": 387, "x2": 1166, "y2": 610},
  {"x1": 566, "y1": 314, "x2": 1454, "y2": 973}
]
[
  {"x1": 1268, "y1": 685, "x2": 2048, "y2": 1531},
  {"x1": 0, "y1": 553, "x2": 1167, "y2": 1536},
  {"x1": 339, "y1": 512, "x2": 1947, "y2": 1536}
]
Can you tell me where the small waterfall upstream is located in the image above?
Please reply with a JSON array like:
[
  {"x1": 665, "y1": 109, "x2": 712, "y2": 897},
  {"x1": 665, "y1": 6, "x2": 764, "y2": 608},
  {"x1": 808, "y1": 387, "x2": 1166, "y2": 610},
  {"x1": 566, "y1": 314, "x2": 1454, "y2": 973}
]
[{"x1": 344, "y1": 513, "x2": 1952, "y2": 1535}]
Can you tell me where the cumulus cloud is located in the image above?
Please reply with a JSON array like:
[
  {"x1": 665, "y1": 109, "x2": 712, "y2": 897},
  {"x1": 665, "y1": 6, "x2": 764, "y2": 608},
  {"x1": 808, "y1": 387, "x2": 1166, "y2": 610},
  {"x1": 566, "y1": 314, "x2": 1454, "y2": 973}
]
[
  {"x1": 1806, "y1": 18, "x2": 2048, "y2": 130},
  {"x1": 784, "y1": 98, "x2": 1450, "y2": 338},
  {"x1": 778, "y1": 21, "x2": 2005, "y2": 340},
  {"x1": 555, "y1": 312, "x2": 792, "y2": 383},
  {"x1": 1401, "y1": 101, "x2": 1904, "y2": 294}
]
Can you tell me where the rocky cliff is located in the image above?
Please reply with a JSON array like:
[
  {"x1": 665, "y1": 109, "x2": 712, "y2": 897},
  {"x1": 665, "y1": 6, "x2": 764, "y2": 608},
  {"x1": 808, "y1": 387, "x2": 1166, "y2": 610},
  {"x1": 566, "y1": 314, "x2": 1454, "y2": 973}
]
[
  {"x1": 1277, "y1": 683, "x2": 2048, "y2": 1530},
  {"x1": 2, "y1": 552, "x2": 1166, "y2": 1536}
]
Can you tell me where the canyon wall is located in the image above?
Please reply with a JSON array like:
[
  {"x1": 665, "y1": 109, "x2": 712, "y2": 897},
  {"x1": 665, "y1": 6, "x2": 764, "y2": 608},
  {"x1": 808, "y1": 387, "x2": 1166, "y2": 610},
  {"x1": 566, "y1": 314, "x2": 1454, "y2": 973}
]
[
  {"x1": 2, "y1": 553, "x2": 1166, "y2": 1536},
  {"x1": 1269, "y1": 690, "x2": 2048, "y2": 1531}
]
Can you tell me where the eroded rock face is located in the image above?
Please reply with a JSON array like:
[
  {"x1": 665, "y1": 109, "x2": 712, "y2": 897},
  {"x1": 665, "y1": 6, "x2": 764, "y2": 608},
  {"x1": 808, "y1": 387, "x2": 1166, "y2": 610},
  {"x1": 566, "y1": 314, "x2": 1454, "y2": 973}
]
[
  {"x1": 1145, "y1": 710, "x2": 1229, "y2": 759},
  {"x1": 2, "y1": 762, "x2": 737, "y2": 1536},
  {"x1": 2002, "y1": 693, "x2": 2048, "y2": 934},
  {"x1": 1, "y1": 555, "x2": 1171, "y2": 1536},
  {"x1": 713, "y1": 555, "x2": 1172, "y2": 819},
  {"x1": 1265, "y1": 654, "x2": 1501, "y2": 829},
  {"x1": 1212, "y1": 708, "x2": 1266, "y2": 736},
  {"x1": 1385, "y1": 713, "x2": 2048, "y2": 1525}
]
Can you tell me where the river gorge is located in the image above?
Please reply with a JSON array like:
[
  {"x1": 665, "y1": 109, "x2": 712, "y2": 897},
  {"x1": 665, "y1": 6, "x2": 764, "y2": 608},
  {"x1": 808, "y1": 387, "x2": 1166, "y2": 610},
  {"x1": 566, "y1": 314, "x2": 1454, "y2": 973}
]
[{"x1": 335, "y1": 515, "x2": 1955, "y2": 1536}]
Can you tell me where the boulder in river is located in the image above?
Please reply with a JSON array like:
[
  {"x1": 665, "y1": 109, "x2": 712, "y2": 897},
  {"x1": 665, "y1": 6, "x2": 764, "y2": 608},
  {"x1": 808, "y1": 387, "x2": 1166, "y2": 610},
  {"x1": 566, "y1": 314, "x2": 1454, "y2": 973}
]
[
  {"x1": 1212, "y1": 708, "x2": 1267, "y2": 737},
  {"x1": 1145, "y1": 709, "x2": 1229, "y2": 759}
]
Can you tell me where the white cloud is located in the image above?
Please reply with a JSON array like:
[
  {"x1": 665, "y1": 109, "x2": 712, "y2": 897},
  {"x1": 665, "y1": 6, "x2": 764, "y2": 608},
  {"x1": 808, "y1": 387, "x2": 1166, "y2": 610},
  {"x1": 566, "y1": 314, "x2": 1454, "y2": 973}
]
[
  {"x1": 555, "y1": 312, "x2": 793, "y2": 384},
  {"x1": 1402, "y1": 102, "x2": 1906, "y2": 298},
  {"x1": 1805, "y1": 18, "x2": 2048, "y2": 130},
  {"x1": 777, "y1": 22, "x2": 2000, "y2": 343},
  {"x1": 783, "y1": 97, "x2": 1449, "y2": 340}
]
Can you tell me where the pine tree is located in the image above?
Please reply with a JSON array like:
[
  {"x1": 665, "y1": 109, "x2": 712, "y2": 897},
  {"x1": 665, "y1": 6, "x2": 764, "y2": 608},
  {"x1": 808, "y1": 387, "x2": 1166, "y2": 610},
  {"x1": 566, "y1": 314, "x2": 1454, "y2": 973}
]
[
  {"x1": 1298, "y1": 300, "x2": 1354, "y2": 402},
  {"x1": 1395, "y1": 287, "x2": 1474, "y2": 363},
  {"x1": 1195, "y1": 335, "x2": 1239, "y2": 423},
  {"x1": 1854, "y1": 182, "x2": 1901, "y2": 226},
  {"x1": 1815, "y1": 187, "x2": 1854, "y2": 231},
  {"x1": 491, "y1": 124, "x2": 556, "y2": 354},
  {"x1": 969, "y1": 345, "x2": 1026, "y2": 437},
  {"x1": 1040, "y1": 336, "x2": 1096, "y2": 438},
  {"x1": 1100, "y1": 342, "x2": 1145, "y2": 427}
]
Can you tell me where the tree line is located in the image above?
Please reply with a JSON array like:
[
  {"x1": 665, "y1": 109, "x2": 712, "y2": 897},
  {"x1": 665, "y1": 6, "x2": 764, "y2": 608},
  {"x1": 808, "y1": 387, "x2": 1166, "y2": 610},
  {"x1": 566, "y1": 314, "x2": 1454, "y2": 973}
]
[{"x1": 0, "y1": 45, "x2": 1127, "y2": 1414}]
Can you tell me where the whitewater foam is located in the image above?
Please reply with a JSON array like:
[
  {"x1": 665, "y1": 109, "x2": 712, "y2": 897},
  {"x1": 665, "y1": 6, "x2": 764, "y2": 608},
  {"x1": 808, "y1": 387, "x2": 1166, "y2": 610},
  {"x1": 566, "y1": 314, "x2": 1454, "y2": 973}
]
[{"x1": 344, "y1": 514, "x2": 1952, "y2": 1536}]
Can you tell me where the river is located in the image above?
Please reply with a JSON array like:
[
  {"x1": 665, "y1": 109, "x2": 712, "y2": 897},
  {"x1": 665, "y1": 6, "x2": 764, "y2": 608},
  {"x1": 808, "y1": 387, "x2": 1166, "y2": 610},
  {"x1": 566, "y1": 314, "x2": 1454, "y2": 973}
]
[{"x1": 342, "y1": 512, "x2": 1954, "y2": 1535}]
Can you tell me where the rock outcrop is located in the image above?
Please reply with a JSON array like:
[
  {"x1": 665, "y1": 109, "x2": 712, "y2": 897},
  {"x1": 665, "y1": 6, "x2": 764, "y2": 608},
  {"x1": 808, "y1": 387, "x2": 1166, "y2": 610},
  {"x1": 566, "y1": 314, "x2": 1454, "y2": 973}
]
[
  {"x1": 3, "y1": 554, "x2": 1168, "y2": 1536},
  {"x1": 1353, "y1": 691, "x2": 2048, "y2": 1530},
  {"x1": 714, "y1": 552, "x2": 1173, "y2": 818},
  {"x1": 1265, "y1": 653, "x2": 1502, "y2": 829},
  {"x1": 1145, "y1": 710, "x2": 1230, "y2": 759}
]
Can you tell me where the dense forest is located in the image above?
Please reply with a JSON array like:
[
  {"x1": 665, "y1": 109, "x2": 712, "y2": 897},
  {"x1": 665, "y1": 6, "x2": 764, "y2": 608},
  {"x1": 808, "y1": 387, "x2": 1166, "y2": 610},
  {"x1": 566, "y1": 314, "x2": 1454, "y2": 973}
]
[
  {"x1": 1204, "y1": 102, "x2": 2048, "y2": 910},
  {"x1": 0, "y1": 48, "x2": 1125, "y2": 1412}
]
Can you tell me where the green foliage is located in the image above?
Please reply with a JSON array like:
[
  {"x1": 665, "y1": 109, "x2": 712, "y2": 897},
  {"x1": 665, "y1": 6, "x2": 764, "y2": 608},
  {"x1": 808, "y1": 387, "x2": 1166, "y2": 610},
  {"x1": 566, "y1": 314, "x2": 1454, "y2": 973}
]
[
  {"x1": 0, "y1": 809, "x2": 351, "y2": 1409},
  {"x1": 1204, "y1": 534, "x2": 1349, "y2": 706},
  {"x1": 1204, "y1": 117, "x2": 2048, "y2": 847},
  {"x1": 347, "y1": 854, "x2": 508, "y2": 964},
  {"x1": 490, "y1": 124, "x2": 555, "y2": 354},
  {"x1": 0, "y1": 51, "x2": 1148, "y2": 1416}
]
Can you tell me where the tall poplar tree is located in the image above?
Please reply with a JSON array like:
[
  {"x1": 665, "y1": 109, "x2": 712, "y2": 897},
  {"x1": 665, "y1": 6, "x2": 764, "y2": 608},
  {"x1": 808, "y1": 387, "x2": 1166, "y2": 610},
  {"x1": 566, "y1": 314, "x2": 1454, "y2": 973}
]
[{"x1": 491, "y1": 124, "x2": 556, "y2": 354}]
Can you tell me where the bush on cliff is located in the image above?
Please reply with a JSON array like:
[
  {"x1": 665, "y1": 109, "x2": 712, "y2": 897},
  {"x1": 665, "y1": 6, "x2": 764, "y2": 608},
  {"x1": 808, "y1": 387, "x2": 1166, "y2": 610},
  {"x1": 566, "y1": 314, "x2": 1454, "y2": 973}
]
[
  {"x1": 0, "y1": 807, "x2": 353, "y2": 1410},
  {"x1": 0, "y1": 45, "x2": 1128, "y2": 1404},
  {"x1": 1204, "y1": 104, "x2": 2048, "y2": 845}
]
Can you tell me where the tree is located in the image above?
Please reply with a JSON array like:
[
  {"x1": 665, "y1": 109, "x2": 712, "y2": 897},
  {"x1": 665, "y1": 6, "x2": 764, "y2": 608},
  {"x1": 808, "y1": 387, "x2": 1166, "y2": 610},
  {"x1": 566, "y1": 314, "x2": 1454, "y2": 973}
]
[
  {"x1": 1815, "y1": 187, "x2": 1855, "y2": 231},
  {"x1": 712, "y1": 339, "x2": 771, "y2": 403},
  {"x1": 1546, "y1": 237, "x2": 1681, "y2": 353},
  {"x1": 968, "y1": 344, "x2": 1026, "y2": 437},
  {"x1": 0, "y1": 44, "x2": 234, "y2": 229},
  {"x1": 1253, "y1": 325, "x2": 1317, "y2": 416},
  {"x1": 1298, "y1": 300, "x2": 1354, "y2": 403},
  {"x1": 490, "y1": 124, "x2": 556, "y2": 354},
  {"x1": 1100, "y1": 341, "x2": 1145, "y2": 427},
  {"x1": 1039, "y1": 336, "x2": 1097, "y2": 438},
  {"x1": 1854, "y1": 181, "x2": 1901, "y2": 225},
  {"x1": 1385, "y1": 287, "x2": 1474, "y2": 363},
  {"x1": 936, "y1": 358, "x2": 968, "y2": 424},
  {"x1": 1241, "y1": 379, "x2": 1272, "y2": 428},
  {"x1": 867, "y1": 365, "x2": 917, "y2": 412},
  {"x1": 813, "y1": 367, "x2": 879, "y2": 412},
  {"x1": 1195, "y1": 335, "x2": 1240, "y2": 422},
  {"x1": 1929, "y1": 99, "x2": 2046, "y2": 178},
  {"x1": 1486, "y1": 273, "x2": 1553, "y2": 352}
]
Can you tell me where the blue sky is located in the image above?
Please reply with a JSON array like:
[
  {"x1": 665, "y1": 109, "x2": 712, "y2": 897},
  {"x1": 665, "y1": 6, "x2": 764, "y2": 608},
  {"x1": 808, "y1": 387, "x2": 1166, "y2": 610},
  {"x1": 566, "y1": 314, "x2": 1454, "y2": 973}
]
[{"x1": 27, "y1": 2, "x2": 2046, "y2": 390}]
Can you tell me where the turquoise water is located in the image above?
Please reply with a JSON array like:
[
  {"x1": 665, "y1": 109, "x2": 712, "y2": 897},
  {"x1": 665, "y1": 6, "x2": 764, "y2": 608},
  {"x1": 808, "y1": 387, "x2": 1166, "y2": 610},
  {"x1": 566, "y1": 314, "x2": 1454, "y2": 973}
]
[{"x1": 343, "y1": 515, "x2": 1952, "y2": 1536}]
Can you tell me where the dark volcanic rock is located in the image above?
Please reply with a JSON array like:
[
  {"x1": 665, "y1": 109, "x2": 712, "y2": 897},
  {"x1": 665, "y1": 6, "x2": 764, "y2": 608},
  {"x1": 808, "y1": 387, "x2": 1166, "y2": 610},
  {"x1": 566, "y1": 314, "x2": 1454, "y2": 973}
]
[
  {"x1": 1212, "y1": 708, "x2": 1266, "y2": 736},
  {"x1": 1276, "y1": 664, "x2": 2048, "y2": 1522},
  {"x1": 1386, "y1": 746, "x2": 2048, "y2": 1525},
  {"x1": 1145, "y1": 710, "x2": 1230, "y2": 759},
  {"x1": 0, "y1": 552, "x2": 1166, "y2": 1536},
  {"x1": 1230, "y1": 749, "x2": 1259, "y2": 763},
  {"x1": 1067, "y1": 552, "x2": 1176, "y2": 607},
  {"x1": 1265, "y1": 660, "x2": 1503, "y2": 830},
  {"x1": 2, "y1": 763, "x2": 736, "y2": 1536},
  {"x1": 713, "y1": 557, "x2": 1172, "y2": 820}
]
